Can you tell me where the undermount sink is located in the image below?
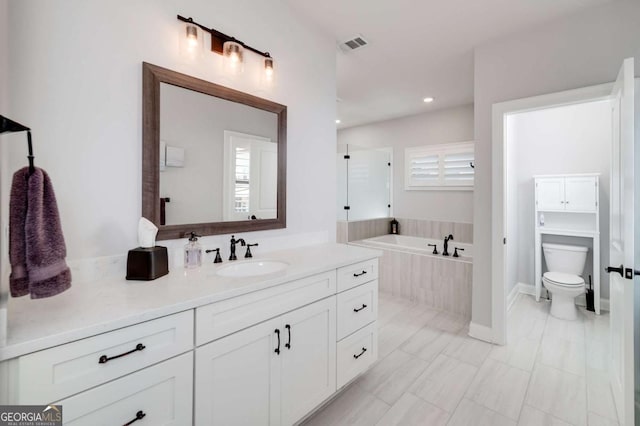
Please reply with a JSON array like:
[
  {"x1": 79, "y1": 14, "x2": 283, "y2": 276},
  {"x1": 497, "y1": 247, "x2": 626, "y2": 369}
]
[{"x1": 216, "y1": 260, "x2": 289, "y2": 277}]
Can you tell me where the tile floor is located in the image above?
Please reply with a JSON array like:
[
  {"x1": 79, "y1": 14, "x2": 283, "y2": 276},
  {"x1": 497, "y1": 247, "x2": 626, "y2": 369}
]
[{"x1": 302, "y1": 292, "x2": 618, "y2": 426}]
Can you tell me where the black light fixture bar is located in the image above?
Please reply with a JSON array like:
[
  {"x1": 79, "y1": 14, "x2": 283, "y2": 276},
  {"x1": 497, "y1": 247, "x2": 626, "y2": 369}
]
[{"x1": 177, "y1": 15, "x2": 272, "y2": 59}]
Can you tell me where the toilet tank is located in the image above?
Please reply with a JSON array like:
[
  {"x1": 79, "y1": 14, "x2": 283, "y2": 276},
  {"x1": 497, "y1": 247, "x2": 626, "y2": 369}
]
[{"x1": 542, "y1": 243, "x2": 588, "y2": 275}]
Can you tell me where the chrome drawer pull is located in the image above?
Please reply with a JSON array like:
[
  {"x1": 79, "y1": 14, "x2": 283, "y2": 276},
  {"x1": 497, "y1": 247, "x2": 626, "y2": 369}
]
[
  {"x1": 353, "y1": 304, "x2": 368, "y2": 313},
  {"x1": 353, "y1": 270, "x2": 367, "y2": 277},
  {"x1": 98, "y1": 343, "x2": 146, "y2": 364},
  {"x1": 123, "y1": 410, "x2": 146, "y2": 426},
  {"x1": 353, "y1": 347, "x2": 367, "y2": 359}
]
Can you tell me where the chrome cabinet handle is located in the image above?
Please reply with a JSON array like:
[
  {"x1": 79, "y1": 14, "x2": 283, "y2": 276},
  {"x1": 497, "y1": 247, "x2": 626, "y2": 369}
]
[{"x1": 99, "y1": 343, "x2": 146, "y2": 364}]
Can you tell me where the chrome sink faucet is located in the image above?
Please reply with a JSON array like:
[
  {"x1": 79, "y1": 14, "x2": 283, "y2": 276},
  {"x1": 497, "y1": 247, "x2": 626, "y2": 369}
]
[
  {"x1": 229, "y1": 235, "x2": 246, "y2": 261},
  {"x1": 443, "y1": 234, "x2": 454, "y2": 256}
]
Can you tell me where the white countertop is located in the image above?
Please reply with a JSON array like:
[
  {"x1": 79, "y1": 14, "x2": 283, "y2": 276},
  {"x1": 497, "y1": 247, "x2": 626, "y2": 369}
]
[{"x1": 0, "y1": 243, "x2": 381, "y2": 361}]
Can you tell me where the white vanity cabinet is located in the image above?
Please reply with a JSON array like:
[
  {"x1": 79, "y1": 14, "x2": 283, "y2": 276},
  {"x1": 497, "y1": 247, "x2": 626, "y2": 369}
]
[
  {"x1": 195, "y1": 297, "x2": 336, "y2": 426},
  {"x1": 0, "y1": 247, "x2": 380, "y2": 426},
  {"x1": 536, "y1": 175, "x2": 598, "y2": 212}
]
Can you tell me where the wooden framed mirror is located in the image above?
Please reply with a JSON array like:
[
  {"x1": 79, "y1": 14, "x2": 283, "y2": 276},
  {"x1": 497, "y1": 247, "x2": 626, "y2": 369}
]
[{"x1": 142, "y1": 62, "x2": 287, "y2": 240}]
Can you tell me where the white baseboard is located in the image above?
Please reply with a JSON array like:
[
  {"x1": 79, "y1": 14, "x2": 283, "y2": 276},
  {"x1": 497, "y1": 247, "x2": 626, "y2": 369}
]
[
  {"x1": 468, "y1": 322, "x2": 494, "y2": 344},
  {"x1": 507, "y1": 283, "x2": 522, "y2": 311}
]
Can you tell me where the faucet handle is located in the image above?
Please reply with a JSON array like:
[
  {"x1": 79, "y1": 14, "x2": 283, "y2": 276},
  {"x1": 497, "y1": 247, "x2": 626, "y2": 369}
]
[
  {"x1": 453, "y1": 247, "x2": 465, "y2": 258},
  {"x1": 206, "y1": 248, "x2": 223, "y2": 263},
  {"x1": 427, "y1": 243, "x2": 438, "y2": 255},
  {"x1": 245, "y1": 243, "x2": 259, "y2": 258}
]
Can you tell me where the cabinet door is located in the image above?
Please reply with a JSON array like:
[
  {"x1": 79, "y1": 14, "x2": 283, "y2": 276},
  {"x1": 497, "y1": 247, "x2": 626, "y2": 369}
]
[
  {"x1": 536, "y1": 178, "x2": 566, "y2": 211},
  {"x1": 564, "y1": 176, "x2": 598, "y2": 212},
  {"x1": 58, "y1": 352, "x2": 193, "y2": 426},
  {"x1": 280, "y1": 297, "x2": 337, "y2": 425},
  {"x1": 195, "y1": 317, "x2": 281, "y2": 426}
]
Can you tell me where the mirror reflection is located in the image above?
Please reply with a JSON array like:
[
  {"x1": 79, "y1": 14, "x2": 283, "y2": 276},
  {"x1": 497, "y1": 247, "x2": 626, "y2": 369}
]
[{"x1": 159, "y1": 83, "x2": 278, "y2": 226}]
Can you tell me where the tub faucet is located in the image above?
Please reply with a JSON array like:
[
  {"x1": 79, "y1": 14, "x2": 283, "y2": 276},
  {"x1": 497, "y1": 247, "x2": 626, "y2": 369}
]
[
  {"x1": 443, "y1": 234, "x2": 454, "y2": 256},
  {"x1": 229, "y1": 235, "x2": 246, "y2": 261}
]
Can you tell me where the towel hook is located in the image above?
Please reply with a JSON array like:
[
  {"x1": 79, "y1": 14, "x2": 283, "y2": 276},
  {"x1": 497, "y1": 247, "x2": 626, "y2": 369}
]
[{"x1": 0, "y1": 115, "x2": 35, "y2": 174}]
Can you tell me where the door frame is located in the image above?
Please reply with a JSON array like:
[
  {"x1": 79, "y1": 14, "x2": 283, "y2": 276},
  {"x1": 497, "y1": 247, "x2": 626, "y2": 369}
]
[{"x1": 491, "y1": 82, "x2": 614, "y2": 345}]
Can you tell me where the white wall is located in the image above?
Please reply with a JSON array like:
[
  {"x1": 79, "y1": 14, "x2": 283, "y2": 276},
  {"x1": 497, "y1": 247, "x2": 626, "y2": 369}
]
[
  {"x1": 3, "y1": 0, "x2": 336, "y2": 263},
  {"x1": 159, "y1": 83, "x2": 278, "y2": 224},
  {"x1": 473, "y1": 0, "x2": 640, "y2": 327},
  {"x1": 506, "y1": 100, "x2": 612, "y2": 298},
  {"x1": 338, "y1": 104, "x2": 474, "y2": 223}
]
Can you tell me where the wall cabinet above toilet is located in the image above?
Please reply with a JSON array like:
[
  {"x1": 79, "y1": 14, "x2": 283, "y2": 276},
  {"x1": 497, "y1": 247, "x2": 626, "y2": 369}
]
[{"x1": 536, "y1": 175, "x2": 598, "y2": 212}]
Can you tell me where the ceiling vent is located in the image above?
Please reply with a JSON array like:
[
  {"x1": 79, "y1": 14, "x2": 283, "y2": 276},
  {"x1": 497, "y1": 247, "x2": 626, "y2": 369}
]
[{"x1": 339, "y1": 35, "x2": 369, "y2": 53}]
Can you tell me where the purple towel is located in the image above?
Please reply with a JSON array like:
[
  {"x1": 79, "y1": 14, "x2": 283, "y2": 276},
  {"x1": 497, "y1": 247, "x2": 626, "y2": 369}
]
[{"x1": 9, "y1": 167, "x2": 71, "y2": 299}]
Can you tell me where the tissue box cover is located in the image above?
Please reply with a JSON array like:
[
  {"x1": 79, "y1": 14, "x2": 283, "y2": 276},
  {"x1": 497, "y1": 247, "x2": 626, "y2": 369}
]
[{"x1": 126, "y1": 246, "x2": 169, "y2": 280}]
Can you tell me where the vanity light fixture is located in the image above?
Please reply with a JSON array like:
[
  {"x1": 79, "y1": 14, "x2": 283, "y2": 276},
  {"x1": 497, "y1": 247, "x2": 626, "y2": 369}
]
[
  {"x1": 177, "y1": 14, "x2": 275, "y2": 78},
  {"x1": 423, "y1": 97, "x2": 435, "y2": 103}
]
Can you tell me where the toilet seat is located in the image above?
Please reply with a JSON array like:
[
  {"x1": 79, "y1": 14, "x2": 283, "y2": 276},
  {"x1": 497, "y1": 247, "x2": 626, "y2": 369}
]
[{"x1": 543, "y1": 272, "x2": 585, "y2": 287}]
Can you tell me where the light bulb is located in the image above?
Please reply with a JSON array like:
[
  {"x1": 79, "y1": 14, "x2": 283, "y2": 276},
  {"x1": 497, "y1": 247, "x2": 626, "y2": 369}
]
[
  {"x1": 186, "y1": 23, "x2": 198, "y2": 48},
  {"x1": 423, "y1": 97, "x2": 435, "y2": 103},
  {"x1": 264, "y1": 57, "x2": 274, "y2": 78},
  {"x1": 223, "y1": 41, "x2": 244, "y2": 69}
]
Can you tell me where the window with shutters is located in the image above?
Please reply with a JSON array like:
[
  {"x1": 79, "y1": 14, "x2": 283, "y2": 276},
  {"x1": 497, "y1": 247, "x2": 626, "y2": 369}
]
[{"x1": 405, "y1": 142, "x2": 474, "y2": 190}]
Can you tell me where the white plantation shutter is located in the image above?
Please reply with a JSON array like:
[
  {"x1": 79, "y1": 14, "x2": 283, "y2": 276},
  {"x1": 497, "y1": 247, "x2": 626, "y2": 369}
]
[
  {"x1": 409, "y1": 153, "x2": 439, "y2": 184},
  {"x1": 405, "y1": 142, "x2": 474, "y2": 190}
]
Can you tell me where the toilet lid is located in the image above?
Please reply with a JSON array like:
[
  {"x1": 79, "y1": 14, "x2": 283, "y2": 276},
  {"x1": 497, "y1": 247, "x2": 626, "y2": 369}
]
[{"x1": 543, "y1": 272, "x2": 585, "y2": 286}]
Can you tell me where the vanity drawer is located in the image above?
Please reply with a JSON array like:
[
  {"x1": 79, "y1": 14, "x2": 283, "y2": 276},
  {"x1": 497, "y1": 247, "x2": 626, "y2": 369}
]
[
  {"x1": 336, "y1": 258, "x2": 378, "y2": 292},
  {"x1": 16, "y1": 310, "x2": 193, "y2": 404},
  {"x1": 337, "y1": 322, "x2": 378, "y2": 389},
  {"x1": 57, "y1": 352, "x2": 193, "y2": 425},
  {"x1": 195, "y1": 270, "x2": 336, "y2": 346},
  {"x1": 337, "y1": 280, "x2": 378, "y2": 340}
]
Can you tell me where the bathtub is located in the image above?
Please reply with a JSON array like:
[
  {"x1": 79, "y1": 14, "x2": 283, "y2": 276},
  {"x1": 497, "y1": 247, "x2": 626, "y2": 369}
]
[
  {"x1": 358, "y1": 234, "x2": 473, "y2": 263},
  {"x1": 351, "y1": 234, "x2": 473, "y2": 318}
]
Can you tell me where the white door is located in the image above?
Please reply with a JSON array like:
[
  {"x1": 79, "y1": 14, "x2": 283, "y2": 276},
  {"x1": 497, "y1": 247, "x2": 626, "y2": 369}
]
[
  {"x1": 536, "y1": 178, "x2": 565, "y2": 211},
  {"x1": 608, "y1": 57, "x2": 636, "y2": 426},
  {"x1": 279, "y1": 297, "x2": 336, "y2": 425},
  {"x1": 565, "y1": 176, "x2": 598, "y2": 212},
  {"x1": 250, "y1": 140, "x2": 278, "y2": 219},
  {"x1": 195, "y1": 316, "x2": 281, "y2": 426},
  {"x1": 223, "y1": 131, "x2": 277, "y2": 221}
]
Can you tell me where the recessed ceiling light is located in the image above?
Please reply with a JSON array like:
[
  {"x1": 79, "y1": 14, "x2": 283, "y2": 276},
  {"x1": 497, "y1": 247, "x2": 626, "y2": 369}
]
[
  {"x1": 336, "y1": 119, "x2": 341, "y2": 124},
  {"x1": 423, "y1": 97, "x2": 435, "y2": 103}
]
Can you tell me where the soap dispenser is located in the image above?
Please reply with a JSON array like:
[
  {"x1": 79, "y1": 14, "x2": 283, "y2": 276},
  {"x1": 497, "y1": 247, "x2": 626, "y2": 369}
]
[{"x1": 184, "y1": 232, "x2": 202, "y2": 269}]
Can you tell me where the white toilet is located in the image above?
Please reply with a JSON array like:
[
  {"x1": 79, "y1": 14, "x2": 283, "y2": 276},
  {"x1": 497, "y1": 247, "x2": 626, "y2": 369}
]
[{"x1": 542, "y1": 243, "x2": 588, "y2": 320}]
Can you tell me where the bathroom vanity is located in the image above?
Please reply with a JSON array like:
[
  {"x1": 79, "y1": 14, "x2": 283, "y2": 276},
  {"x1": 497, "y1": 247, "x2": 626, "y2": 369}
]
[{"x1": 0, "y1": 243, "x2": 380, "y2": 425}]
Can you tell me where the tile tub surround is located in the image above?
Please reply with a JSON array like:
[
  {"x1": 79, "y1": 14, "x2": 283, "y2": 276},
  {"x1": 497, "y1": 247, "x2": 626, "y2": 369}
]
[
  {"x1": 353, "y1": 235, "x2": 472, "y2": 318},
  {"x1": 0, "y1": 243, "x2": 381, "y2": 361},
  {"x1": 397, "y1": 218, "x2": 473, "y2": 243},
  {"x1": 303, "y1": 293, "x2": 618, "y2": 426},
  {"x1": 337, "y1": 217, "x2": 473, "y2": 244}
]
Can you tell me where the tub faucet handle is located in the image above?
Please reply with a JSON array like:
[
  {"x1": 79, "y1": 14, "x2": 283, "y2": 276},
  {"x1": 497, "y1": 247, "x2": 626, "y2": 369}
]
[
  {"x1": 453, "y1": 247, "x2": 465, "y2": 258},
  {"x1": 427, "y1": 243, "x2": 438, "y2": 255}
]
